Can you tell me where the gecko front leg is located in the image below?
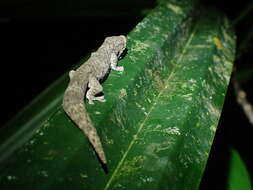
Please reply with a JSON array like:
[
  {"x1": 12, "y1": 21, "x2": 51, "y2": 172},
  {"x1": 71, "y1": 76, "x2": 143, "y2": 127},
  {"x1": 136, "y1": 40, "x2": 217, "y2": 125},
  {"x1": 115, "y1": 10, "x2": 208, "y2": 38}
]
[
  {"x1": 86, "y1": 76, "x2": 106, "y2": 104},
  {"x1": 110, "y1": 53, "x2": 124, "y2": 72}
]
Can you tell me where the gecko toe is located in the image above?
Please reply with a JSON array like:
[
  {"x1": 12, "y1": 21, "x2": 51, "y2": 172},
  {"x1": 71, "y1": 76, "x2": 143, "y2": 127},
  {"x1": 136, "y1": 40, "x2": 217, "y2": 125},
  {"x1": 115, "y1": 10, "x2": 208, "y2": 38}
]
[
  {"x1": 95, "y1": 96, "x2": 106, "y2": 103},
  {"x1": 88, "y1": 100, "x2": 94, "y2": 104}
]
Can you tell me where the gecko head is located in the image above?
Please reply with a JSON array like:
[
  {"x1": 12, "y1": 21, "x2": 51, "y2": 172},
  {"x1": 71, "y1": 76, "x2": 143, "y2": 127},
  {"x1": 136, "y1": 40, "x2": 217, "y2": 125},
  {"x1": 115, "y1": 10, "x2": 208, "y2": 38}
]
[
  {"x1": 119, "y1": 35, "x2": 127, "y2": 48},
  {"x1": 115, "y1": 35, "x2": 127, "y2": 58},
  {"x1": 105, "y1": 35, "x2": 127, "y2": 52},
  {"x1": 118, "y1": 35, "x2": 127, "y2": 50}
]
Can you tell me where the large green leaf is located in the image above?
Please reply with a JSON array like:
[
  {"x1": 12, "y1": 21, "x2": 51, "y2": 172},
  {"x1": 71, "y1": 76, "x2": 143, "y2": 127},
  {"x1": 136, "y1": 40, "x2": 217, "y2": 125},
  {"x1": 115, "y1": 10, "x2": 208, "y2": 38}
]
[{"x1": 0, "y1": 0, "x2": 235, "y2": 189}]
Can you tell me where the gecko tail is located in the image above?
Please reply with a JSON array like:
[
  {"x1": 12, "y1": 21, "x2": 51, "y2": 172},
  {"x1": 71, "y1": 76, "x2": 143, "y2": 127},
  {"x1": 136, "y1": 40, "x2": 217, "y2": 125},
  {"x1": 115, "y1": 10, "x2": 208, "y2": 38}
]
[
  {"x1": 63, "y1": 101, "x2": 107, "y2": 164},
  {"x1": 86, "y1": 125, "x2": 107, "y2": 164}
]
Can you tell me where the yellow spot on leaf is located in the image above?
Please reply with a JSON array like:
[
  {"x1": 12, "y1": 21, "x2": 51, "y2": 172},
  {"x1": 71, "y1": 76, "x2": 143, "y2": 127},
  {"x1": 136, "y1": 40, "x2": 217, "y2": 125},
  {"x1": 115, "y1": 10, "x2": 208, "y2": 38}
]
[
  {"x1": 167, "y1": 3, "x2": 183, "y2": 14},
  {"x1": 80, "y1": 173, "x2": 88, "y2": 179},
  {"x1": 213, "y1": 37, "x2": 225, "y2": 51},
  {"x1": 131, "y1": 40, "x2": 150, "y2": 53},
  {"x1": 119, "y1": 88, "x2": 127, "y2": 99}
]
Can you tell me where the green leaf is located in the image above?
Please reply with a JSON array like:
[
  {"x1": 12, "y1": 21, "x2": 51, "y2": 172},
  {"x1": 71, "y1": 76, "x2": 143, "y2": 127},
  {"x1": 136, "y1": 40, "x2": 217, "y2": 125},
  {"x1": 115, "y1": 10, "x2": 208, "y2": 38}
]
[
  {"x1": 228, "y1": 149, "x2": 252, "y2": 190},
  {"x1": 0, "y1": 0, "x2": 235, "y2": 189}
]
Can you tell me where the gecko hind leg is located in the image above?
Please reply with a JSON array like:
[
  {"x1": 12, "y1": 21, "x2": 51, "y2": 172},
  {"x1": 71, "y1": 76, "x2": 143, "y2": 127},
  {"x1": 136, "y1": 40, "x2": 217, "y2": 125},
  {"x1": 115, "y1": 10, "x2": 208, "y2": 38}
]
[{"x1": 86, "y1": 77, "x2": 106, "y2": 104}]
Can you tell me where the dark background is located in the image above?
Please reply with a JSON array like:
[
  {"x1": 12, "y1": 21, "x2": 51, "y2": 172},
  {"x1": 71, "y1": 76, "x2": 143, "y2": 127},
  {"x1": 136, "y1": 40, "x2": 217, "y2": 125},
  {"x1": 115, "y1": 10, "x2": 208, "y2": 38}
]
[
  {"x1": 0, "y1": 0, "x2": 154, "y2": 127},
  {"x1": 0, "y1": 0, "x2": 252, "y2": 189}
]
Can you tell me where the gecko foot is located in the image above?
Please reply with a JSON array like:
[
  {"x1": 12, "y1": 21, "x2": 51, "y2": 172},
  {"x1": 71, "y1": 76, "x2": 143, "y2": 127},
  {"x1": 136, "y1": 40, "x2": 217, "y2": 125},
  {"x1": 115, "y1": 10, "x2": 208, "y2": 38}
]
[
  {"x1": 112, "y1": 66, "x2": 124, "y2": 72},
  {"x1": 88, "y1": 99, "x2": 94, "y2": 104},
  {"x1": 94, "y1": 96, "x2": 106, "y2": 103},
  {"x1": 87, "y1": 96, "x2": 106, "y2": 104}
]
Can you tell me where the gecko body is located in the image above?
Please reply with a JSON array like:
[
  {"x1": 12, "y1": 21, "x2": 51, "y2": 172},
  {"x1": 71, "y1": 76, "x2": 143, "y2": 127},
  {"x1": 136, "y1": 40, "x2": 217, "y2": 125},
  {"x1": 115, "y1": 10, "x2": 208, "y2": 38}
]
[{"x1": 63, "y1": 35, "x2": 127, "y2": 164}]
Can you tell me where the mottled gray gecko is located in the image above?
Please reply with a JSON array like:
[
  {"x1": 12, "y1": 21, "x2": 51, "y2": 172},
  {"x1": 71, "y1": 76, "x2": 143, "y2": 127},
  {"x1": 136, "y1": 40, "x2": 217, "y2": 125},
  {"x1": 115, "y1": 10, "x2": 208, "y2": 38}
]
[{"x1": 63, "y1": 35, "x2": 127, "y2": 164}]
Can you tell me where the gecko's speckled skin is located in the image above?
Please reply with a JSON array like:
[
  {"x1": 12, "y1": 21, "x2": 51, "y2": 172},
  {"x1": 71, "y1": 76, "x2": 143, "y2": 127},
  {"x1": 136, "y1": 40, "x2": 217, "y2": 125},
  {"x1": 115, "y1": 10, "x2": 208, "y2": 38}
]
[{"x1": 63, "y1": 35, "x2": 127, "y2": 164}]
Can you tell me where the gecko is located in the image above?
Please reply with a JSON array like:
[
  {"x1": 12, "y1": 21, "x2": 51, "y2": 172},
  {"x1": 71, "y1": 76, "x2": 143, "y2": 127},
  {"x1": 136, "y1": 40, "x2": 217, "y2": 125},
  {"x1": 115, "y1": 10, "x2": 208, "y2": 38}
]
[{"x1": 63, "y1": 35, "x2": 127, "y2": 164}]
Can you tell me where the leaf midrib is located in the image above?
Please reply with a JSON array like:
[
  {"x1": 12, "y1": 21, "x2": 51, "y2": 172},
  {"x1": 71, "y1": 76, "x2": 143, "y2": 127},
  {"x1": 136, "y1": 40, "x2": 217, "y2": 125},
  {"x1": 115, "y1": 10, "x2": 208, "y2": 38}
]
[{"x1": 103, "y1": 26, "x2": 197, "y2": 190}]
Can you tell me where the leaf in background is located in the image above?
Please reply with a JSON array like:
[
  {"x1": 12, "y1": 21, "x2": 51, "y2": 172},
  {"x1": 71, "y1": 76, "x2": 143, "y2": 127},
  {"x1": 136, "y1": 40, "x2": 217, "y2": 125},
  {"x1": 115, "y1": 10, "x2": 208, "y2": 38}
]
[{"x1": 228, "y1": 149, "x2": 252, "y2": 190}]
